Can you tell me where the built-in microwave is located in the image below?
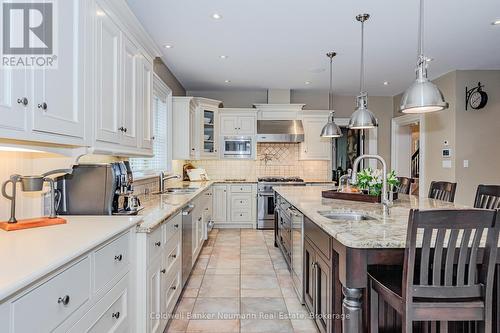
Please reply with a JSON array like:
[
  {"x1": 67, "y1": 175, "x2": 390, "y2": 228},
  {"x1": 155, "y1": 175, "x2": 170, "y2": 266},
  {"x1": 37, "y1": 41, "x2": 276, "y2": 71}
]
[{"x1": 222, "y1": 136, "x2": 254, "y2": 159}]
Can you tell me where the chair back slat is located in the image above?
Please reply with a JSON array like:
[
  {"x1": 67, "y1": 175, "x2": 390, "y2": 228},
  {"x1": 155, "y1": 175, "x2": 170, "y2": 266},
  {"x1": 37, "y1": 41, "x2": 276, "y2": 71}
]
[
  {"x1": 428, "y1": 181, "x2": 457, "y2": 203},
  {"x1": 404, "y1": 209, "x2": 499, "y2": 301},
  {"x1": 456, "y1": 229, "x2": 472, "y2": 286},
  {"x1": 397, "y1": 177, "x2": 413, "y2": 195},
  {"x1": 419, "y1": 228, "x2": 433, "y2": 285},
  {"x1": 468, "y1": 228, "x2": 483, "y2": 285},
  {"x1": 431, "y1": 229, "x2": 446, "y2": 285},
  {"x1": 474, "y1": 185, "x2": 500, "y2": 209},
  {"x1": 444, "y1": 229, "x2": 459, "y2": 285}
]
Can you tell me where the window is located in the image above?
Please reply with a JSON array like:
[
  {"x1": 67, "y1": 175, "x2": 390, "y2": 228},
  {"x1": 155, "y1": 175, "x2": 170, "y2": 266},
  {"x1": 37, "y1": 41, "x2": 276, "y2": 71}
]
[{"x1": 130, "y1": 76, "x2": 172, "y2": 175}]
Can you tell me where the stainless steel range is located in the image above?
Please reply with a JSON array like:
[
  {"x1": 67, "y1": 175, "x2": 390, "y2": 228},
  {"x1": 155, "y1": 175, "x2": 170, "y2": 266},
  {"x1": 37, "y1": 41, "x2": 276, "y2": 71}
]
[{"x1": 257, "y1": 176, "x2": 306, "y2": 229}]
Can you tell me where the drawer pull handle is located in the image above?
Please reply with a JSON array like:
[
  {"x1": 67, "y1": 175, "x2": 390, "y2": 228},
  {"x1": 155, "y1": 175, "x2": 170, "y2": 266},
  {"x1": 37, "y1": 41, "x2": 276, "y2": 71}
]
[
  {"x1": 155, "y1": 241, "x2": 161, "y2": 247},
  {"x1": 112, "y1": 311, "x2": 120, "y2": 319},
  {"x1": 240, "y1": 201, "x2": 243, "y2": 203},
  {"x1": 57, "y1": 295, "x2": 70, "y2": 306},
  {"x1": 170, "y1": 254, "x2": 177, "y2": 259},
  {"x1": 161, "y1": 268, "x2": 166, "y2": 274},
  {"x1": 37, "y1": 102, "x2": 47, "y2": 110},
  {"x1": 17, "y1": 97, "x2": 28, "y2": 106},
  {"x1": 114, "y1": 254, "x2": 123, "y2": 261},
  {"x1": 170, "y1": 286, "x2": 177, "y2": 290},
  {"x1": 174, "y1": 224, "x2": 179, "y2": 228}
]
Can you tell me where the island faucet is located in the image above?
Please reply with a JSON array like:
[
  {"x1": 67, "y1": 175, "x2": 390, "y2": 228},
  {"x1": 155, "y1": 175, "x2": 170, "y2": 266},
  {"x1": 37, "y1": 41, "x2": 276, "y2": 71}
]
[
  {"x1": 351, "y1": 154, "x2": 393, "y2": 216},
  {"x1": 159, "y1": 172, "x2": 181, "y2": 193}
]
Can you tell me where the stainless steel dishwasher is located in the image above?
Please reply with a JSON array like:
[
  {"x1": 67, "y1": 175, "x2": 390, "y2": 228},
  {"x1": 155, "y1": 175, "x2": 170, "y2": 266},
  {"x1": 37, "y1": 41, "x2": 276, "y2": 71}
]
[
  {"x1": 289, "y1": 206, "x2": 305, "y2": 304},
  {"x1": 181, "y1": 204, "x2": 194, "y2": 287}
]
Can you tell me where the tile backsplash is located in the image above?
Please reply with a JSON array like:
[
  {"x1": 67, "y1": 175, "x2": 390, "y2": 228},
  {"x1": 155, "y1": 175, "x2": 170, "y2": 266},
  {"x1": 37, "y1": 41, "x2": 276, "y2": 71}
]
[{"x1": 183, "y1": 143, "x2": 329, "y2": 181}]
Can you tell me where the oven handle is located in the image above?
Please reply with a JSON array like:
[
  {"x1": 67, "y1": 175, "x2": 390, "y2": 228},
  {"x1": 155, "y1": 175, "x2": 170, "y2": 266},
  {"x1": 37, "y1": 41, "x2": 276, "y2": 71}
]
[{"x1": 258, "y1": 193, "x2": 274, "y2": 197}]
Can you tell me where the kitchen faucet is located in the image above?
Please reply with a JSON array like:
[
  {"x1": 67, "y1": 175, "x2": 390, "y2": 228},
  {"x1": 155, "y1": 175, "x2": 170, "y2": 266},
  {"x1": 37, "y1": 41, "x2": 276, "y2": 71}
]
[
  {"x1": 159, "y1": 172, "x2": 181, "y2": 193},
  {"x1": 351, "y1": 154, "x2": 393, "y2": 216}
]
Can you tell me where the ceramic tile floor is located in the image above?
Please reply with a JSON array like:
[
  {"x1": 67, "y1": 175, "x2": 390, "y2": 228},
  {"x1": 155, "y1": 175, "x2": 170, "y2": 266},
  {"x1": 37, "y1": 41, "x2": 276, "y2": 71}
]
[{"x1": 166, "y1": 229, "x2": 319, "y2": 333}]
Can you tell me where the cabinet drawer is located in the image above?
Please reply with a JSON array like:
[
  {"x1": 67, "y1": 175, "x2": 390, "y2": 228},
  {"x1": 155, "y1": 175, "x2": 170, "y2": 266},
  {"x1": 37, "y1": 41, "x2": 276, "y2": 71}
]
[
  {"x1": 148, "y1": 226, "x2": 163, "y2": 263},
  {"x1": 164, "y1": 232, "x2": 181, "y2": 277},
  {"x1": 304, "y1": 218, "x2": 331, "y2": 260},
  {"x1": 94, "y1": 232, "x2": 129, "y2": 292},
  {"x1": 164, "y1": 214, "x2": 181, "y2": 244},
  {"x1": 231, "y1": 210, "x2": 252, "y2": 221},
  {"x1": 231, "y1": 195, "x2": 251, "y2": 209},
  {"x1": 69, "y1": 274, "x2": 129, "y2": 333},
  {"x1": 230, "y1": 184, "x2": 252, "y2": 193},
  {"x1": 12, "y1": 257, "x2": 91, "y2": 332},
  {"x1": 164, "y1": 267, "x2": 182, "y2": 315}
]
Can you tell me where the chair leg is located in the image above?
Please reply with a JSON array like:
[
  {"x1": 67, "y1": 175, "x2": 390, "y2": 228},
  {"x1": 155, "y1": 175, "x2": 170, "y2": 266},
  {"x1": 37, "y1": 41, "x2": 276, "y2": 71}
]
[
  {"x1": 430, "y1": 321, "x2": 437, "y2": 333},
  {"x1": 440, "y1": 321, "x2": 448, "y2": 333},
  {"x1": 369, "y1": 282, "x2": 379, "y2": 333},
  {"x1": 403, "y1": 320, "x2": 413, "y2": 333}
]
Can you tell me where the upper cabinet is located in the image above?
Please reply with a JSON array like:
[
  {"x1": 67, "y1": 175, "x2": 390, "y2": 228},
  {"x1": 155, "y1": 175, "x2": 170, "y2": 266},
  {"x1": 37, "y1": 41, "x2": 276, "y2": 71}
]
[
  {"x1": 0, "y1": 0, "x2": 159, "y2": 156},
  {"x1": 0, "y1": 0, "x2": 87, "y2": 146},
  {"x1": 219, "y1": 109, "x2": 257, "y2": 136},
  {"x1": 92, "y1": 0, "x2": 157, "y2": 156},
  {"x1": 172, "y1": 97, "x2": 222, "y2": 160},
  {"x1": 299, "y1": 113, "x2": 332, "y2": 160}
]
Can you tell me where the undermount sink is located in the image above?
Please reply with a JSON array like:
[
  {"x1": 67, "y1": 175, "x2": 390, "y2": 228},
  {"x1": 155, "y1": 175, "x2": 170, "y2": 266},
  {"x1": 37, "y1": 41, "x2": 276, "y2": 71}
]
[
  {"x1": 318, "y1": 210, "x2": 376, "y2": 221},
  {"x1": 154, "y1": 188, "x2": 198, "y2": 195}
]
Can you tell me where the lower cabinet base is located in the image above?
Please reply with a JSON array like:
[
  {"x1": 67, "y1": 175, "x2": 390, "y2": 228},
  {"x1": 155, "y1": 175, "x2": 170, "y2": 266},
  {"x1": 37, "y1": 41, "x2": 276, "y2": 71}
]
[{"x1": 213, "y1": 222, "x2": 254, "y2": 229}]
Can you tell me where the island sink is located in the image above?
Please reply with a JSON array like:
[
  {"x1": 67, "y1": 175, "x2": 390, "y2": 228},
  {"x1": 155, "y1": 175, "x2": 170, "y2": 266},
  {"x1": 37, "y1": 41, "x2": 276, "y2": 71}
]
[{"x1": 318, "y1": 210, "x2": 376, "y2": 221}]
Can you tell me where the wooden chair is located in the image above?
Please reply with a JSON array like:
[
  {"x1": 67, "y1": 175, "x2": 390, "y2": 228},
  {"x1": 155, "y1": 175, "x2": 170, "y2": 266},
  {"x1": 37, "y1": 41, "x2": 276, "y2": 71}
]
[
  {"x1": 368, "y1": 209, "x2": 499, "y2": 333},
  {"x1": 474, "y1": 185, "x2": 500, "y2": 209},
  {"x1": 428, "y1": 181, "x2": 457, "y2": 203},
  {"x1": 397, "y1": 177, "x2": 413, "y2": 195}
]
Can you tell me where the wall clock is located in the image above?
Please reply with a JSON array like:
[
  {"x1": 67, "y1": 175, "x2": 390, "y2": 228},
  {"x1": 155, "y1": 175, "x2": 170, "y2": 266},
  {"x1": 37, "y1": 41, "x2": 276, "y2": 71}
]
[{"x1": 465, "y1": 82, "x2": 488, "y2": 110}]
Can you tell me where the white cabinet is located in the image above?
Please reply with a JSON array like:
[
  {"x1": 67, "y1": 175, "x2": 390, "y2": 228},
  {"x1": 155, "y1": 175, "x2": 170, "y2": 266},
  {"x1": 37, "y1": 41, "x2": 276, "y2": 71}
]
[
  {"x1": 0, "y1": 67, "x2": 29, "y2": 132},
  {"x1": 95, "y1": 5, "x2": 122, "y2": 145},
  {"x1": 212, "y1": 185, "x2": 228, "y2": 222},
  {"x1": 0, "y1": 0, "x2": 86, "y2": 145},
  {"x1": 135, "y1": 212, "x2": 182, "y2": 333},
  {"x1": 299, "y1": 114, "x2": 332, "y2": 160},
  {"x1": 93, "y1": 3, "x2": 155, "y2": 155},
  {"x1": 32, "y1": 0, "x2": 85, "y2": 139},
  {"x1": 212, "y1": 183, "x2": 257, "y2": 228},
  {"x1": 0, "y1": 229, "x2": 134, "y2": 333},
  {"x1": 219, "y1": 109, "x2": 257, "y2": 136},
  {"x1": 172, "y1": 97, "x2": 221, "y2": 160}
]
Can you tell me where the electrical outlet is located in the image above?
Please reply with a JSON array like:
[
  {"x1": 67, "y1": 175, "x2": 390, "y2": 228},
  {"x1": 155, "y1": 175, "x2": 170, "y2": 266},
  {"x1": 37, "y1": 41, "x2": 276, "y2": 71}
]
[
  {"x1": 42, "y1": 192, "x2": 51, "y2": 216},
  {"x1": 463, "y1": 160, "x2": 469, "y2": 168}
]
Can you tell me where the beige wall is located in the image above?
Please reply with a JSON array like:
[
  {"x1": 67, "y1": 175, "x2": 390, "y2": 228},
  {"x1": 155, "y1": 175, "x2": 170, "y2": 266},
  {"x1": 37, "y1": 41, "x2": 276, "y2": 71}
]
[
  {"x1": 454, "y1": 70, "x2": 500, "y2": 204},
  {"x1": 154, "y1": 58, "x2": 186, "y2": 96}
]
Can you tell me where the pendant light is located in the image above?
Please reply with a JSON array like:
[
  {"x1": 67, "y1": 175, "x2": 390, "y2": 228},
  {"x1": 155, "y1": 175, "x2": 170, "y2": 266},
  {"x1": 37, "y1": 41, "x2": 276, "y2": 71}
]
[
  {"x1": 349, "y1": 14, "x2": 378, "y2": 129},
  {"x1": 399, "y1": 0, "x2": 448, "y2": 113},
  {"x1": 320, "y1": 52, "x2": 343, "y2": 138}
]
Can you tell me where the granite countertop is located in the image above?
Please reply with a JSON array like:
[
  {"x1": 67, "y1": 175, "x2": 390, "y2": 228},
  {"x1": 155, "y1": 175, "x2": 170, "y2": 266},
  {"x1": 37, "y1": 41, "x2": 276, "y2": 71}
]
[
  {"x1": 273, "y1": 186, "x2": 493, "y2": 249},
  {"x1": 0, "y1": 215, "x2": 141, "y2": 302}
]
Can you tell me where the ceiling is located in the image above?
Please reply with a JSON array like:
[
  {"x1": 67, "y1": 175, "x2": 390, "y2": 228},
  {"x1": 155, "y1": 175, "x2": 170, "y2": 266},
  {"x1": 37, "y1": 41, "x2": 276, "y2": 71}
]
[{"x1": 127, "y1": 0, "x2": 500, "y2": 96}]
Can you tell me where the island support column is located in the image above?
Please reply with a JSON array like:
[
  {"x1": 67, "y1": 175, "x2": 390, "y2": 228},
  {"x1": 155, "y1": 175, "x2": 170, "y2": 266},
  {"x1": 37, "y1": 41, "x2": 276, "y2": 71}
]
[{"x1": 342, "y1": 286, "x2": 364, "y2": 332}]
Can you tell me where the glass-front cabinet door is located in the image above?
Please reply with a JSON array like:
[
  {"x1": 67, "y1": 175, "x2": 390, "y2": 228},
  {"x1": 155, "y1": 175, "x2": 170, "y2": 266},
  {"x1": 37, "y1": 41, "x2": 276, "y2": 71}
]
[{"x1": 199, "y1": 106, "x2": 219, "y2": 159}]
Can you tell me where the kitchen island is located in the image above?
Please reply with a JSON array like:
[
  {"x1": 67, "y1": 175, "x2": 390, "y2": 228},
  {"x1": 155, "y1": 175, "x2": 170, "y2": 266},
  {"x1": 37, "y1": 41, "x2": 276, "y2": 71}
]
[{"x1": 274, "y1": 186, "x2": 500, "y2": 333}]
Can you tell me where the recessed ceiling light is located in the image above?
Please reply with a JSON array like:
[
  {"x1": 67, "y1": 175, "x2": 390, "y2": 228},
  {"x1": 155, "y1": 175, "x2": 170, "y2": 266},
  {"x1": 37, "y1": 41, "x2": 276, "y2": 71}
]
[
  {"x1": 305, "y1": 81, "x2": 311, "y2": 85},
  {"x1": 224, "y1": 80, "x2": 231, "y2": 83},
  {"x1": 492, "y1": 19, "x2": 500, "y2": 25},
  {"x1": 164, "y1": 44, "x2": 173, "y2": 49},
  {"x1": 212, "y1": 13, "x2": 222, "y2": 20},
  {"x1": 219, "y1": 55, "x2": 228, "y2": 59},
  {"x1": 96, "y1": 10, "x2": 106, "y2": 16},
  {"x1": 383, "y1": 81, "x2": 389, "y2": 86}
]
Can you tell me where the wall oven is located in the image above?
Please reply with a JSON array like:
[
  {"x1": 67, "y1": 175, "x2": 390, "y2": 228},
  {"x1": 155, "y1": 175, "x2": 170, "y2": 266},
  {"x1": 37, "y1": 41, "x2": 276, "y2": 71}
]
[{"x1": 222, "y1": 136, "x2": 254, "y2": 159}]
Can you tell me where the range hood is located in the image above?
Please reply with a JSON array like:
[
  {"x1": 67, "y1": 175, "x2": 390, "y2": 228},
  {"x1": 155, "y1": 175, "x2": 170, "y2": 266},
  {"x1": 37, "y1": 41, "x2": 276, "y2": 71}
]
[
  {"x1": 254, "y1": 89, "x2": 305, "y2": 143},
  {"x1": 257, "y1": 120, "x2": 304, "y2": 143}
]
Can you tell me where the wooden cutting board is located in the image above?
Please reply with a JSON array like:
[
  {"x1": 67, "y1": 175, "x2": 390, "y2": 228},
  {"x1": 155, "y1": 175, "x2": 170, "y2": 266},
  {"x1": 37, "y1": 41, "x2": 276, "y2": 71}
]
[{"x1": 0, "y1": 217, "x2": 66, "y2": 231}]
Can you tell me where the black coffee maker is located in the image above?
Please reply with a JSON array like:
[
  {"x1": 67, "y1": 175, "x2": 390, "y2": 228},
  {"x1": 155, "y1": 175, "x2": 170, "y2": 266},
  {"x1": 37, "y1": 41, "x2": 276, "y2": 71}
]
[{"x1": 55, "y1": 161, "x2": 142, "y2": 215}]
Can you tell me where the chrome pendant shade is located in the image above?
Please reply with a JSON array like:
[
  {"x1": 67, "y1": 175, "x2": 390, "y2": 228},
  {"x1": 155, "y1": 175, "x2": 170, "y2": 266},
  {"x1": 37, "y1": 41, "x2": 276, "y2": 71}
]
[
  {"x1": 400, "y1": 0, "x2": 448, "y2": 113},
  {"x1": 349, "y1": 14, "x2": 378, "y2": 129},
  {"x1": 321, "y1": 52, "x2": 342, "y2": 138}
]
